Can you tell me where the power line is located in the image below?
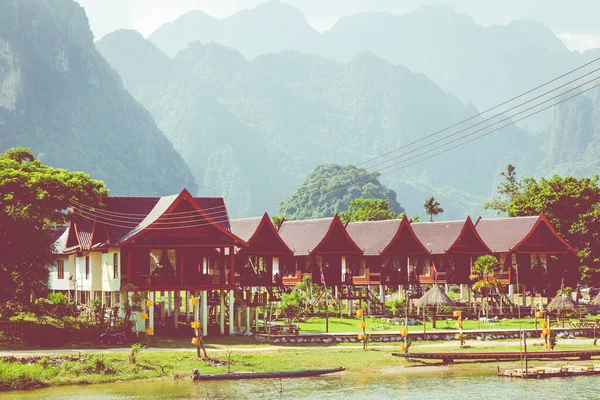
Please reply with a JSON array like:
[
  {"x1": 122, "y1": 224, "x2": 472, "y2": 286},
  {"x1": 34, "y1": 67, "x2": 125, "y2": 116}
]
[
  {"x1": 251, "y1": 57, "x2": 600, "y2": 202},
  {"x1": 313, "y1": 82, "x2": 600, "y2": 200}
]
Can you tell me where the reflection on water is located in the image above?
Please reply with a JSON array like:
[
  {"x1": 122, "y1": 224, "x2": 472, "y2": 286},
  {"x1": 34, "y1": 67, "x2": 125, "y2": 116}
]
[{"x1": 1, "y1": 368, "x2": 598, "y2": 400}]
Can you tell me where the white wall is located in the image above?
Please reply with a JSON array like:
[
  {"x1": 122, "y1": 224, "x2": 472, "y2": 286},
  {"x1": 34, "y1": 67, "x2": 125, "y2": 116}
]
[
  {"x1": 75, "y1": 255, "x2": 92, "y2": 291},
  {"x1": 48, "y1": 255, "x2": 70, "y2": 291},
  {"x1": 101, "y1": 248, "x2": 121, "y2": 292}
]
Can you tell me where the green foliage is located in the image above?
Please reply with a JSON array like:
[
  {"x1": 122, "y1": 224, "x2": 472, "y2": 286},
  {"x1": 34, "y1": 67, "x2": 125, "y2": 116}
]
[
  {"x1": 502, "y1": 171, "x2": 600, "y2": 284},
  {"x1": 279, "y1": 164, "x2": 403, "y2": 220},
  {"x1": 470, "y1": 255, "x2": 502, "y2": 293},
  {"x1": 339, "y1": 197, "x2": 398, "y2": 223},
  {"x1": 0, "y1": 147, "x2": 108, "y2": 304},
  {"x1": 423, "y1": 196, "x2": 444, "y2": 222},
  {"x1": 271, "y1": 214, "x2": 285, "y2": 230},
  {"x1": 129, "y1": 343, "x2": 146, "y2": 365},
  {"x1": 387, "y1": 298, "x2": 406, "y2": 317}
]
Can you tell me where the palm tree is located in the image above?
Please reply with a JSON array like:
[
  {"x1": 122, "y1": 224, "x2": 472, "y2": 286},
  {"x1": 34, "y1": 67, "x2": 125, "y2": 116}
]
[
  {"x1": 470, "y1": 255, "x2": 502, "y2": 318},
  {"x1": 423, "y1": 196, "x2": 444, "y2": 222}
]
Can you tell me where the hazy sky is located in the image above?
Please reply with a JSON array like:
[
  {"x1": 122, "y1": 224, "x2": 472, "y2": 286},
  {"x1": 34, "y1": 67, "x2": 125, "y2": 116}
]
[{"x1": 76, "y1": 0, "x2": 600, "y2": 52}]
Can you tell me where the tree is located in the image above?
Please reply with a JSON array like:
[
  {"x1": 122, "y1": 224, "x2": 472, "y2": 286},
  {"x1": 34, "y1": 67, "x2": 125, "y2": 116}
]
[
  {"x1": 423, "y1": 196, "x2": 444, "y2": 222},
  {"x1": 278, "y1": 164, "x2": 404, "y2": 220},
  {"x1": 470, "y1": 255, "x2": 502, "y2": 317},
  {"x1": 0, "y1": 147, "x2": 108, "y2": 304},
  {"x1": 339, "y1": 197, "x2": 398, "y2": 223},
  {"x1": 484, "y1": 164, "x2": 522, "y2": 214},
  {"x1": 271, "y1": 214, "x2": 285, "y2": 230},
  {"x1": 507, "y1": 174, "x2": 600, "y2": 285}
]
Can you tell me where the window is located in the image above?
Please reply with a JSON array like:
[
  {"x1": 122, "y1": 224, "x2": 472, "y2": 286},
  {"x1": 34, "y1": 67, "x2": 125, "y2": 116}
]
[
  {"x1": 85, "y1": 256, "x2": 90, "y2": 279},
  {"x1": 57, "y1": 260, "x2": 65, "y2": 279},
  {"x1": 149, "y1": 249, "x2": 176, "y2": 277},
  {"x1": 113, "y1": 253, "x2": 119, "y2": 279}
]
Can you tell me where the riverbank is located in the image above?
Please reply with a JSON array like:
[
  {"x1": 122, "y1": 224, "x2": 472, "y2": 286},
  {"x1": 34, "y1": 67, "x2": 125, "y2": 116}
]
[{"x1": 2, "y1": 337, "x2": 600, "y2": 391}]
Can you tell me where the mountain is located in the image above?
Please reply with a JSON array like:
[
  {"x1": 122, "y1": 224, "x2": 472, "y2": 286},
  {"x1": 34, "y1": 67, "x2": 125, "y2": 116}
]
[
  {"x1": 0, "y1": 0, "x2": 197, "y2": 196},
  {"x1": 97, "y1": 32, "x2": 535, "y2": 218},
  {"x1": 541, "y1": 87, "x2": 600, "y2": 176},
  {"x1": 147, "y1": 2, "x2": 590, "y2": 131},
  {"x1": 148, "y1": 1, "x2": 320, "y2": 60}
]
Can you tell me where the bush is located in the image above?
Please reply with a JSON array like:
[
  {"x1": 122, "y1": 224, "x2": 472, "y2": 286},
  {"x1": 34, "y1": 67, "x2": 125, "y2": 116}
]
[{"x1": 22, "y1": 325, "x2": 71, "y2": 347}]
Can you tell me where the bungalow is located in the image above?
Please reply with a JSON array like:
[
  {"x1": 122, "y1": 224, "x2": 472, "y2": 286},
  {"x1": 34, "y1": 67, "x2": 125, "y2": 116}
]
[
  {"x1": 346, "y1": 215, "x2": 430, "y2": 301},
  {"x1": 475, "y1": 215, "x2": 576, "y2": 302},
  {"x1": 56, "y1": 189, "x2": 247, "y2": 336},
  {"x1": 278, "y1": 215, "x2": 363, "y2": 291},
  {"x1": 411, "y1": 217, "x2": 491, "y2": 295}
]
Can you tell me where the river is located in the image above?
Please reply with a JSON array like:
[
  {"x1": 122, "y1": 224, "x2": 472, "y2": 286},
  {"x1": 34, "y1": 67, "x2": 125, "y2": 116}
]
[{"x1": 1, "y1": 367, "x2": 597, "y2": 399}]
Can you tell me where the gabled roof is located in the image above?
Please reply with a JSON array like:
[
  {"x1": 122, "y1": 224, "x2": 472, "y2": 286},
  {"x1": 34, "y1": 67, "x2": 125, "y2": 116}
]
[
  {"x1": 278, "y1": 215, "x2": 363, "y2": 256},
  {"x1": 346, "y1": 215, "x2": 429, "y2": 256},
  {"x1": 412, "y1": 217, "x2": 491, "y2": 255},
  {"x1": 475, "y1": 215, "x2": 575, "y2": 254},
  {"x1": 230, "y1": 213, "x2": 293, "y2": 255},
  {"x1": 70, "y1": 189, "x2": 243, "y2": 249}
]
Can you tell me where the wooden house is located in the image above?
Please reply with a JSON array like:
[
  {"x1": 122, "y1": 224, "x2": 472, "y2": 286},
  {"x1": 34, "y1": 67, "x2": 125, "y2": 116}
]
[
  {"x1": 475, "y1": 215, "x2": 576, "y2": 298},
  {"x1": 346, "y1": 215, "x2": 430, "y2": 288},
  {"x1": 278, "y1": 215, "x2": 363, "y2": 288},
  {"x1": 411, "y1": 217, "x2": 491, "y2": 285}
]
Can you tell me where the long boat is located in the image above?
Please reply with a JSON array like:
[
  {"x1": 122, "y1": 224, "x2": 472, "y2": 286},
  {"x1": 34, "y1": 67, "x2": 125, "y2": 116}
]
[
  {"x1": 498, "y1": 365, "x2": 600, "y2": 379},
  {"x1": 392, "y1": 350, "x2": 600, "y2": 363},
  {"x1": 192, "y1": 367, "x2": 345, "y2": 381}
]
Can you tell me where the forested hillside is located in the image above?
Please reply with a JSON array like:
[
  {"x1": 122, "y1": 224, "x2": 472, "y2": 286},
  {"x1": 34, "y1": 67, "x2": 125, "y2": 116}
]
[
  {"x1": 97, "y1": 31, "x2": 535, "y2": 218},
  {"x1": 0, "y1": 0, "x2": 197, "y2": 195}
]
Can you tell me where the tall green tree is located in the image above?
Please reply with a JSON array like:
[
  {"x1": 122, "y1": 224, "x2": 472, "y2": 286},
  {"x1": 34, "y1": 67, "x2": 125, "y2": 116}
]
[
  {"x1": 0, "y1": 147, "x2": 108, "y2": 305},
  {"x1": 424, "y1": 196, "x2": 444, "y2": 222},
  {"x1": 339, "y1": 197, "x2": 398, "y2": 223},
  {"x1": 484, "y1": 164, "x2": 522, "y2": 214}
]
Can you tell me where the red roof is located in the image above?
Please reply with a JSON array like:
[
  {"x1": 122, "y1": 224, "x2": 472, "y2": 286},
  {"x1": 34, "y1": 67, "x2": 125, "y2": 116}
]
[
  {"x1": 231, "y1": 213, "x2": 293, "y2": 255},
  {"x1": 412, "y1": 217, "x2": 491, "y2": 255},
  {"x1": 475, "y1": 215, "x2": 575, "y2": 254},
  {"x1": 346, "y1": 215, "x2": 429, "y2": 256},
  {"x1": 230, "y1": 216, "x2": 263, "y2": 243},
  {"x1": 66, "y1": 189, "x2": 241, "y2": 250},
  {"x1": 278, "y1": 215, "x2": 363, "y2": 256}
]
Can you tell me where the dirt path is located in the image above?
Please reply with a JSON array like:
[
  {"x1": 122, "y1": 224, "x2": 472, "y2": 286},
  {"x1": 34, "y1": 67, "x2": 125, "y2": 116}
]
[{"x1": 0, "y1": 338, "x2": 595, "y2": 358}]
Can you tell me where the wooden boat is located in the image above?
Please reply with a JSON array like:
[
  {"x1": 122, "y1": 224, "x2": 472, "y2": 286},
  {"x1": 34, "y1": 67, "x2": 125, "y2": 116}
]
[
  {"x1": 497, "y1": 365, "x2": 600, "y2": 379},
  {"x1": 192, "y1": 367, "x2": 345, "y2": 381},
  {"x1": 392, "y1": 349, "x2": 600, "y2": 363}
]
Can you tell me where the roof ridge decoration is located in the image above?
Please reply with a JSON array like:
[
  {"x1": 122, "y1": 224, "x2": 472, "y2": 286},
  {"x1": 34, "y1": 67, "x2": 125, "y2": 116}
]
[
  {"x1": 311, "y1": 214, "x2": 363, "y2": 256},
  {"x1": 242, "y1": 213, "x2": 294, "y2": 256},
  {"x1": 445, "y1": 216, "x2": 492, "y2": 254},
  {"x1": 380, "y1": 214, "x2": 431, "y2": 255},
  {"x1": 508, "y1": 214, "x2": 575, "y2": 254},
  {"x1": 118, "y1": 189, "x2": 247, "y2": 248}
]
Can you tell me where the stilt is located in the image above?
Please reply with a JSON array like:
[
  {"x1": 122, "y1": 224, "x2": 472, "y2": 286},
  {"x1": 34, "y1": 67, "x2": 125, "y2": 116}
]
[
  {"x1": 149, "y1": 292, "x2": 155, "y2": 335},
  {"x1": 229, "y1": 290, "x2": 235, "y2": 335},
  {"x1": 237, "y1": 308, "x2": 242, "y2": 332},
  {"x1": 167, "y1": 291, "x2": 172, "y2": 317},
  {"x1": 255, "y1": 307, "x2": 259, "y2": 331},
  {"x1": 246, "y1": 306, "x2": 251, "y2": 332},
  {"x1": 186, "y1": 291, "x2": 190, "y2": 323},
  {"x1": 202, "y1": 291, "x2": 208, "y2": 337},
  {"x1": 508, "y1": 285, "x2": 515, "y2": 304},
  {"x1": 173, "y1": 291, "x2": 179, "y2": 330},
  {"x1": 160, "y1": 292, "x2": 166, "y2": 323},
  {"x1": 220, "y1": 290, "x2": 225, "y2": 335},
  {"x1": 522, "y1": 285, "x2": 527, "y2": 307}
]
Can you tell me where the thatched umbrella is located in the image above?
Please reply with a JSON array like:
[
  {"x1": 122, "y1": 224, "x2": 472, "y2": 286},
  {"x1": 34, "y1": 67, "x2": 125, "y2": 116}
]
[
  {"x1": 547, "y1": 293, "x2": 576, "y2": 328},
  {"x1": 415, "y1": 285, "x2": 455, "y2": 334}
]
